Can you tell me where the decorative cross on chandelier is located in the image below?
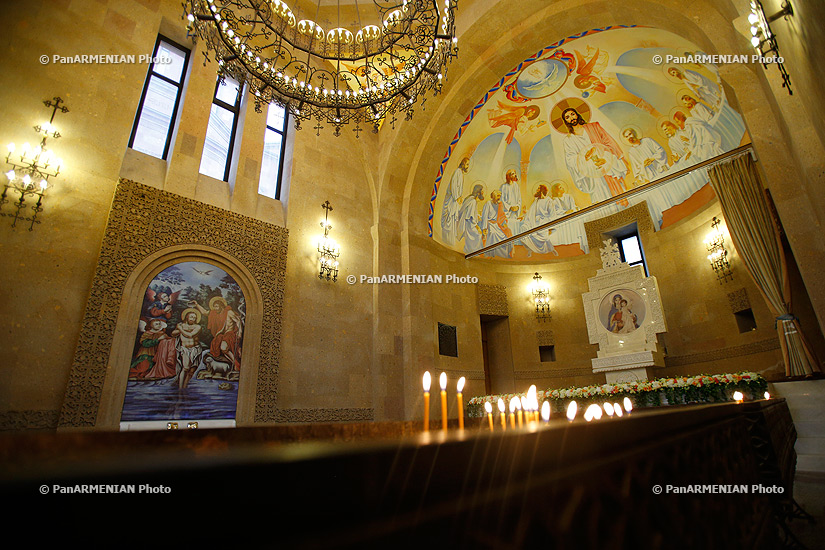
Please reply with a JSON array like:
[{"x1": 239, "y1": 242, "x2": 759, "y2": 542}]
[{"x1": 183, "y1": 0, "x2": 459, "y2": 136}]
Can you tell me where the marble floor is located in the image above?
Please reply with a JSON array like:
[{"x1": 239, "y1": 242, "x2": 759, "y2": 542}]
[{"x1": 788, "y1": 471, "x2": 825, "y2": 548}]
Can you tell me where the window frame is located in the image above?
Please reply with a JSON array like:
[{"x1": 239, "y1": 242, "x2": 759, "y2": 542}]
[
  {"x1": 259, "y1": 103, "x2": 290, "y2": 200},
  {"x1": 201, "y1": 76, "x2": 243, "y2": 182},
  {"x1": 618, "y1": 231, "x2": 648, "y2": 275},
  {"x1": 128, "y1": 35, "x2": 191, "y2": 160}
]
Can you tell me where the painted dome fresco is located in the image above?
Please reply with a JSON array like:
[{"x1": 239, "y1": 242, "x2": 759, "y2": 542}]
[{"x1": 430, "y1": 26, "x2": 749, "y2": 260}]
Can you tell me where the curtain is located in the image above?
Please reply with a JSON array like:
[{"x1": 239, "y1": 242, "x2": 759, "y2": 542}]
[{"x1": 707, "y1": 153, "x2": 821, "y2": 377}]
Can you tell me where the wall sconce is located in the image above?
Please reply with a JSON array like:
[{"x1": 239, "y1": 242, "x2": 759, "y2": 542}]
[
  {"x1": 318, "y1": 200, "x2": 339, "y2": 281},
  {"x1": 748, "y1": 0, "x2": 793, "y2": 94},
  {"x1": 531, "y1": 272, "x2": 551, "y2": 320},
  {"x1": 2, "y1": 97, "x2": 68, "y2": 230},
  {"x1": 705, "y1": 217, "x2": 733, "y2": 283}
]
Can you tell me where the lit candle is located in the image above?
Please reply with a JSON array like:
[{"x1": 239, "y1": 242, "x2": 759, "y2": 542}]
[
  {"x1": 764, "y1": 391, "x2": 770, "y2": 400},
  {"x1": 614, "y1": 403, "x2": 624, "y2": 417},
  {"x1": 440, "y1": 372, "x2": 448, "y2": 432},
  {"x1": 518, "y1": 397, "x2": 525, "y2": 428},
  {"x1": 566, "y1": 401, "x2": 578, "y2": 422},
  {"x1": 733, "y1": 391, "x2": 744, "y2": 403},
  {"x1": 422, "y1": 371, "x2": 431, "y2": 432},
  {"x1": 527, "y1": 385, "x2": 537, "y2": 423},
  {"x1": 603, "y1": 402, "x2": 614, "y2": 417},
  {"x1": 623, "y1": 397, "x2": 633, "y2": 414},
  {"x1": 456, "y1": 376, "x2": 466, "y2": 431},
  {"x1": 498, "y1": 398, "x2": 506, "y2": 430},
  {"x1": 541, "y1": 401, "x2": 550, "y2": 423},
  {"x1": 509, "y1": 397, "x2": 518, "y2": 429},
  {"x1": 485, "y1": 401, "x2": 494, "y2": 432}
]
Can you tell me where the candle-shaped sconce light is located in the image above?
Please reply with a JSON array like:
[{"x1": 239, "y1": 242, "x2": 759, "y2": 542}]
[
  {"x1": 456, "y1": 376, "x2": 466, "y2": 431},
  {"x1": 485, "y1": 401, "x2": 494, "y2": 432},
  {"x1": 422, "y1": 371, "x2": 431, "y2": 432},
  {"x1": 440, "y1": 372, "x2": 448, "y2": 432},
  {"x1": 566, "y1": 401, "x2": 578, "y2": 422},
  {"x1": 614, "y1": 402, "x2": 624, "y2": 417},
  {"x1": 733, "y1": 391, "x2": 744, "y2": 404},
  {"x1": 541, "y1": 401, "x2": 551, "y2": 423},
  {"x1": 623, "y1": 397, "x2": 633, "y2": 414},
  {"x1": 509, "y1": 397, "x2": 518, "y2": 429},
  {"x1": 498, "y1": 398, "x2": 506, "y2": 430}
]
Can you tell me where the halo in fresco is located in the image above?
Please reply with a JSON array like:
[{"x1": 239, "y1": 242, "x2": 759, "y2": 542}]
[
  {"x1": 516, "y1": 58, "x2": 569, "y2": 98},
  {"x1": 431, "y1": 26, "x2": 750, "y2": 261}
]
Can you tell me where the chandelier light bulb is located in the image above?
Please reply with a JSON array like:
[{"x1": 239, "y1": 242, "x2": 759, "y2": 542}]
[
  {"x1": 5, "y1": 169, "x2": 15, "y2": 181},
  {"x1": 39, "y1": 179, "x2": 48, "y2": 190},
  {"x1": 7, "y1": 142, "x2": 15, "y2": 153},
  {"x1": 751, "y1": 36, "x2": 760, "y2": 47},
  {"x1": 22, "y1": 174, "x2": 31, "y2": 186}
]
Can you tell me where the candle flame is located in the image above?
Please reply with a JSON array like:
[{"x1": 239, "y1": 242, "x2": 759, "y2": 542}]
[
  {"x1": 733, "y1": 391, "x2": 744, "y2": 402},
  {"x1": 509, "y1": 397, "x2": 519, "y2": 413},
  {"x1": 527, "y1": 385, "x2": 537, "y2": 401},
  {"x1": 484, "y1": 401, "x2": 492, "y2": 413},
  {"x1": 586, "y1": 404, "x2": 602, "y2": 421},
  {"x1": 566, "y1": 401, "x2": 577, "y2": 421},
  {"x1": 623, "y1": 397, "x2": 633, "y2": 413},
  {"x1": 439, "y1": 372, "x2": 447, "y2": 391},
  {"x1": 603, "y1": 402, "x2": 614, "y2": 416},
  {"x1": 541, "y1": 401, "x2": 550, "y2": 421},
  {"x1": 614, "y1": 403, "x2": 624, "y2": 417},
  {"x1": 498, "y1": 398, "x2": 505, "y2": 413},
  {"x1": 764, "y1": 391, "x2": 770, "y2": 400},
  {"x1": 520, "y1": 396, "x2": 527, "y2": 410},
  {"x1": 422, "y1": 371, "x2": 431, "y2": 392},
  {"x1": 457, "y1": 376, "x2": 465, "y2": 393}
]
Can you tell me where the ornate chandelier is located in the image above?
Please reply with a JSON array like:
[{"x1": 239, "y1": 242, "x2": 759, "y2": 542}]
[{"x1": 183, "y1": 0, "x2": 459, "y2": 136}]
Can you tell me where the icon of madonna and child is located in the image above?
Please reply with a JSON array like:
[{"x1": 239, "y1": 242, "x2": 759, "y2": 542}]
[
  {"x1": 121, "y1": 261, "x2": 245, "y2": 422},
  {"x1": 599, "y1": 289, "x2": 646, "y2": 335}
]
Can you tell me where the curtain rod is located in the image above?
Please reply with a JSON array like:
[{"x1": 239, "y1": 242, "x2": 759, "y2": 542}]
[{"x1": 465, "y1": 143, "x2": 756, "y2": 260}]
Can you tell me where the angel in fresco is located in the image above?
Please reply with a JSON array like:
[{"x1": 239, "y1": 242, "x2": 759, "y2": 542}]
[
  {"x1": 144, "y1": 287, "x2": 180, "y2": 320},
  {"x1": 573, "y1": 47, "x2": 610, "y2": 96},
  {"x1": 487, "y1": 101, "x2": 541, "y2": 144}
]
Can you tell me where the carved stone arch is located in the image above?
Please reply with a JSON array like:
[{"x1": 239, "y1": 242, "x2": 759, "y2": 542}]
[{"x1": 97, "y1": 245, "x2": 265, "y2": 429}]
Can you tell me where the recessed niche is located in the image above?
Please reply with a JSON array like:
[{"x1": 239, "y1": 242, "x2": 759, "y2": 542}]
[
  {"x1": 539, "y1": 345, "x2": 556, "y2": 362},
  {"x1": 734, "y1": 309, "x2": 757, "y2": 333},
  {"x1": 438, "y1": 323, "x2": 458, "y2": 357}
]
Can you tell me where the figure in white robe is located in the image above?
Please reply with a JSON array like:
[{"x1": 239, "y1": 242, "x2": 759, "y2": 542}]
[
  {"x1": 457, "y1": 184, "x2": 484, "y2": 254},
  {"x1": 521, "y1": 184, "x2": 557, "y2": 256},
  {"x1": 622, "y1": 128, "x2": 675, "y2": 228},
  {"x1": 440, "y1": 157, "x2": 469, "y2": 245},
  {"x1": 680, "y1": 94, "x2": 714, "y2": 124},
  {"x1": 480, "y1": 190, "x2": 513, "y2": 258},
  {"x1": 661, "y1": 120, "x2": 711, "y2": 204},
  {"x1": 499, "y1": 169, "x2": 523, "y2": 237},
  {"x1": 547, "y1": 182, "x2": 588, "y2": 253},
  {"x1": 668, "y1": 67, "x2": 721, "y2": 107}
]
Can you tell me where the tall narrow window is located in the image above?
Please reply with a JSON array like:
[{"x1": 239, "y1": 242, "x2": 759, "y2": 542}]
[
  {"x1": 258, "y1": 103, "x2": 289, "y2": 200},
  {"x1": 129, "y1": 36, "x2": 190, "y2": 159},
  {"x1": 619, "y1": 232, "x2": 648, "y2": 275},
  {"x1": 199, "y1": 76, "x2": 242, "y2": 182}
]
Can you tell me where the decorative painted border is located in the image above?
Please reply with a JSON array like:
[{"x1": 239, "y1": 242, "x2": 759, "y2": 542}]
[{"x1": 428, "y1": 25, "x2": 638, "y2": 237}]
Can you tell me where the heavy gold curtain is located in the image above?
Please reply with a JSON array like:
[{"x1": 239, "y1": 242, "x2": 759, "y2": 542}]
[{"x1": 707, "y1": 153, "x2": 820, "y2": 377}]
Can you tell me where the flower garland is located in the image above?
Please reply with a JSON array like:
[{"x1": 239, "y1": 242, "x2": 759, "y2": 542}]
[{"x1": 466, "y1": 372, "x2": 768, "y2": 418}]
